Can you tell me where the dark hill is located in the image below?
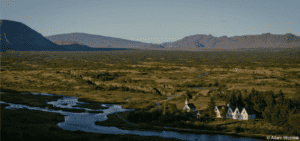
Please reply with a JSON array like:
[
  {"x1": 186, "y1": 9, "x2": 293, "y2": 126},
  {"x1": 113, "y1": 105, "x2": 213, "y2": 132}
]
[
  {"x1": 0, "y1": 20, "x2": 128, "y2": 52},
  {"x1": 0, "y1": 20, "x2": 70, "y2": 52}
]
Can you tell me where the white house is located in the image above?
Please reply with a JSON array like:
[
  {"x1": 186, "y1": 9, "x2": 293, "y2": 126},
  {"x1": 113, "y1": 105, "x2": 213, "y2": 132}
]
[
  {"x1": 215, "y1": 104, "x2": 234, "y2": 119},
  {"x1": 183, "y1": 97, "x2": 196, "y2": 112},
  {"x1": 215, "y1": 103, "x2": 255, "y2": 120},
  {"x1": 197, "y1": 111, "x2": 200, "y2": 119},
  {"x1": 240, "y1": 107, "x2": 256, "y2": 120}
]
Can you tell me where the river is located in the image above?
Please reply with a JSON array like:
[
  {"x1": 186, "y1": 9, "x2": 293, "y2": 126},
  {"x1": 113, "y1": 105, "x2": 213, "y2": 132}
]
[{"x1": 0, "y1": 91, "x2": 267, "y2": 141}]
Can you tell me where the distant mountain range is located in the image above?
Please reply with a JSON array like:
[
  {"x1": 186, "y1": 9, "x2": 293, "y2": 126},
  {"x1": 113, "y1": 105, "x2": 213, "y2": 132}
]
[
  {"x1": 46, "y1": 32, "x2": 300, "y2": 50},
  {"x1": 169, "y1": 33, "x2": 300, "y2": 49},
  {"x1": 1, "y1": 19, "x2": 300, "y2": 52}
]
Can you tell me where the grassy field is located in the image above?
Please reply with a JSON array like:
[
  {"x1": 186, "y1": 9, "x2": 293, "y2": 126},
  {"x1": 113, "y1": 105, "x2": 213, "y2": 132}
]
[
  {"x1": 1, "y1": 49, "x2": 299, "y2": 140},
  {"x1": 1, "y1": 49, "x2": 299, "y2": 111}
]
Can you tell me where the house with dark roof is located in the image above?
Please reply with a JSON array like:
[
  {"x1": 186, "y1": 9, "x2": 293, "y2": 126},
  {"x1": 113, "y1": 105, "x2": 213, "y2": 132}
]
[
  {"x1": 215, "y1": 103, "x2": 256, "y2": 120},
  {"x1": 183, "y1": 97, "x2": 196, "y2": 112}
]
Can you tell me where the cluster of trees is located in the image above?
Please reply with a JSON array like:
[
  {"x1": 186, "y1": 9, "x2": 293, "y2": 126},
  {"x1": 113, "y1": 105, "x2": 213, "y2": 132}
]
[{"x1": 207, "y1": 88, "x2": 300, "y2": 136}]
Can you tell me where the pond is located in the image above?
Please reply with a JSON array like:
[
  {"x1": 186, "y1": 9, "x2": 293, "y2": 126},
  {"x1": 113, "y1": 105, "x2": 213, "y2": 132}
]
[{"x1": 0, "y1": 91, "x2": 267, "y2": 141}]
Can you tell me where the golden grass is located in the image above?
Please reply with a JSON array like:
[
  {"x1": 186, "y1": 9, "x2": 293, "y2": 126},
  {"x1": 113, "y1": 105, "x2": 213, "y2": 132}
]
[{"x1": 1, "y1": 50, "x2": 299, "y2": 109}]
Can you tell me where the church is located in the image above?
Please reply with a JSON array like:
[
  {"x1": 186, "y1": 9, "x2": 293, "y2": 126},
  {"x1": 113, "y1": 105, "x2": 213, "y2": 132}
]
[{"x1": 182, "y1": 97, "x2": 196, "y2": 112}]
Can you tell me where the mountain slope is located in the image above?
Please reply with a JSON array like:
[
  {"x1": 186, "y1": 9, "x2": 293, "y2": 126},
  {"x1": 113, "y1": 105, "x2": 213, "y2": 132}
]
[
  {"x1": 0, "y1": 20, "x2": 71, "y2": 52},
  {"x1": 45, "y1": 33, "x2": 165, "y2": 49},
  {"x1": 0, "y1": 20, "x2": 123, "y2": 52}
]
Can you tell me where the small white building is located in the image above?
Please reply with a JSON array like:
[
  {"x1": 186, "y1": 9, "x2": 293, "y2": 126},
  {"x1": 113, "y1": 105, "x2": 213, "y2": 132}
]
[
  {"x1": 215, "y1": 103, "x2": 255, "y2": 120},
  {"x1": 183, "y1": 97, "x2": 196, "y2": 112},
  {"x1": 197, "y1": 111, "x2": 200, "y2": 119},
  {"x1": 239, "y1": 107, "x2": 256, "y2": 120}
]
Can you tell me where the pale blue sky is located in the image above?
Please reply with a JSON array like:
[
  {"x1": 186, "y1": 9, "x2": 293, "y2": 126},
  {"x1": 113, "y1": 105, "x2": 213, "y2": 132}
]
[{"x1": 2, "y1": 0, "x2": 300, "y2": 44}]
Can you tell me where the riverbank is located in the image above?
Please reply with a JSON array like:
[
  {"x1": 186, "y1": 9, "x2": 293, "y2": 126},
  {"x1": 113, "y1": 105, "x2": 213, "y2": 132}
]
[
  {"x1": 0, "y1": 88, "x2": 124, "y2": 110},
  {"x1": 0, "y1": 103, "x2": 188, "y2": 141},
  {"x1": 95, "y1": 111, "x2": 281, "y2": 141}
]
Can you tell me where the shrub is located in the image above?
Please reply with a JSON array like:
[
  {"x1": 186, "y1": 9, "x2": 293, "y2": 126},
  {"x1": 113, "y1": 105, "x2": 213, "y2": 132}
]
[
  {"x1": 214, "y1": 81, "x2": 219, "y2": 86},
  {"x1": 288, "y1": 114, "x2": 300, "y2": 136}
]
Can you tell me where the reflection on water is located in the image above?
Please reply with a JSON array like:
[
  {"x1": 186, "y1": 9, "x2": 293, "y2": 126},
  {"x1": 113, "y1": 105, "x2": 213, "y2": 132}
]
[{"x1": 0, "y1": 92, "x2": 266, "y2": 141}]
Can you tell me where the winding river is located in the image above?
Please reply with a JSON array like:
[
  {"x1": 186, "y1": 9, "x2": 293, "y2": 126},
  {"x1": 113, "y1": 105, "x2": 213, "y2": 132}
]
[{"x1": 0, "y1": 91, "x2": 268, "y2": 141}]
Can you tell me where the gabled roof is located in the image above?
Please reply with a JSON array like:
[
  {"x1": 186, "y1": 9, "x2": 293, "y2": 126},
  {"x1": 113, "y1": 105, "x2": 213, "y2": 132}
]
[
  {"x1": 227, "y1": 107, "x2": 234, "y2": 112},
  {"x1": 187, "y1": 103, "x2": 196, "y2": 109},
  {"x1": 216, "y1": 106, "x2": 229, "y2": 112},
  {"x1": 232, "y1": 107, "x2": 244, "y2": 113},
  {"x1": 216, "y1": 106, "x2": 255, "y2": 115},
  {"x1": 232, "y1": 106, "x2": 256, "y2": 115}
]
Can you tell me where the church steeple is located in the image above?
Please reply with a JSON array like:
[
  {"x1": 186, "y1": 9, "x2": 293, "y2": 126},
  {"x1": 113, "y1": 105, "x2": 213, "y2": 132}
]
[{"x1": 185, "y1": 97, "x2": 189, "y2": 105}]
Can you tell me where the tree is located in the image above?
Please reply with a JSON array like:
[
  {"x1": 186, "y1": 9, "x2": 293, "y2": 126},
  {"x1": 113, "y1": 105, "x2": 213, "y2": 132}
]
[
  {"x1": 236, "y1": 91, "x2": 244, "y2": 107},
  {"x1": 277, "y1": 90, "x2": 285, "y2": 106},
  {"x1": 287, "y1": 113, "x2": 300, "y2": 136},
  {"x1": 207, "y1": 97, "x2": 216, "y2": 118},
  {"x1": 270, "y1": 104, "x2": 281, "y2": 125},
  {"x1": 288, "y1": 107, "x2": 299, "y2": 121},
  {"x1": 277, "y1": 100, "x2": 289, "y2": 126},
  {"x1": 220, "y1": 107, "x2": 227, "y2": 120},
  {"x1": 230, "y1": 91, "x2": 237, "y2": 107},
  {"x1": 269, "y1": 99, "x2": 290, "y2": 126},
  {"x1": 262, "y1": 106, "x2": 272, "y2": 123},
  {"x1": 243, "y1": 93, "x2": 252, "y2": 109},
  {"x1": 262, "y1": 91, "x2": 276, "y2": 123},
  {"x1": 224, "y1": 93, "x2": 230, "y2": 104},
  {"x1": 249, "y1": 89, "x2": 267, "y2": 119},
  {"x1": 264, "y1": 90, "x2": 276, "y2": 107}
]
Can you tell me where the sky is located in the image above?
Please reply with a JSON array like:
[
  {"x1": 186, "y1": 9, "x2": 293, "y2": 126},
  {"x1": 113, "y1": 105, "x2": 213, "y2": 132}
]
[{"x1": 1, "y1": 0, "x2": 300, "y2": 44}]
